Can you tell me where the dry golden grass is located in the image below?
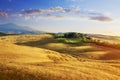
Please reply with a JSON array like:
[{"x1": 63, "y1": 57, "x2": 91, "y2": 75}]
[
  {"x1": 0, "y1": 34, "x2": 55, "y2": 44},
  {"x1": 92, "y1": 37, "x2": 120, "y2": 44},
  {"x1": 0, "y1": 34, "x2": 120, "y2": 80}
]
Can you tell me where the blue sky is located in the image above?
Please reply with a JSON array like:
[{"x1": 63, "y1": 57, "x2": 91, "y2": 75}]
[{"x1": 0, "y1": 0, "x2": 120, "y2": 35}]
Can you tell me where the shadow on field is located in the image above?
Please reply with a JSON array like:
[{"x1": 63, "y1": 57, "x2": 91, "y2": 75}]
[
  {"x1": 16, "y1": 37, "x2": 105, "y2": 60},
  {"x1": 16, "y1": 37, "x2": 58, "y2": 45}
]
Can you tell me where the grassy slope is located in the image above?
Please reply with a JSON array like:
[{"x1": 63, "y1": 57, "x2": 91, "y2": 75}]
[
  {"x1": 0, "y1": 34, "x2": 120, "y2": 80},
  {"x1": 90, "y1": 34, "x2": 120, "y2": 44}
]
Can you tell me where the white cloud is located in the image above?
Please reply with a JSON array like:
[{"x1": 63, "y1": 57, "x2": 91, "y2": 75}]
[
  {"x1": 0, "y1": 12, "x2": 8, "y2": 17},
  {"x1": 71, "y1": 0, "x2": 84, "y2": 2},
  {"x1": 90, "y1": 16, "x2": 113, "y2": 22},
  {"x1": 18, "y1": 6, "x2": 114, "y2": 22},
  {"x1": 8, "y1": 0, "x2": 12, "y2": 2},
  {"x1": 24, "y1": 16, "x2": 30, "y2": 20}
]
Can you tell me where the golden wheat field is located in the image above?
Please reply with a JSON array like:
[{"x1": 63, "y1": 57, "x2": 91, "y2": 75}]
[{"x1": 0, "y1": 34, "x2": 120, "y2": 80}]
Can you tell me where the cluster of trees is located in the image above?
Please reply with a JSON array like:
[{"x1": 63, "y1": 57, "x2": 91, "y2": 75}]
[
  {"x1": 55, "y1": 32, "x2": 84, "y2": 38},
  {"x1": 55, "y1": 32, "x2": 92, "y2": 42},
  {"x1": 64, "y1": 32, "x2": 83, "y2": 38}
]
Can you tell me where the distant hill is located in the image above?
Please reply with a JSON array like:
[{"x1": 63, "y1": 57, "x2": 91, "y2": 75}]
[
  {"x1": 0, "y1": 32, "x2": 7, "y2": 36},
  {"x1": 0, "y1": 23, "x2": 45, "y2": 34}
]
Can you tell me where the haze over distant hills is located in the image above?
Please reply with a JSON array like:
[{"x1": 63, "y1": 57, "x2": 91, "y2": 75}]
[{"x1": 0, "y1": 23, "x2": 45, "y2": 34}]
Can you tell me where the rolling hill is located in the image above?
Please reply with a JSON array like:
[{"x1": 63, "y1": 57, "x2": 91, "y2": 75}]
[
  {"x1": 88, "y1": 34, "x2": 120, "y2": 44},
  {"x1": 0, "y1": 34, "x2": 120, "y2": 80}
]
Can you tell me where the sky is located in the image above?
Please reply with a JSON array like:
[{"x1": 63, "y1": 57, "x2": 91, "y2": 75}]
[{"x1": 0, "y1": 0, "x2": 120, "y2": 36}]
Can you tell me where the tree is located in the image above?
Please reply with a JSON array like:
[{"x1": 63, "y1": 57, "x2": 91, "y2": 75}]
[{"x1": 64, "y1": 32, "x2": 80, "y2": 38}]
